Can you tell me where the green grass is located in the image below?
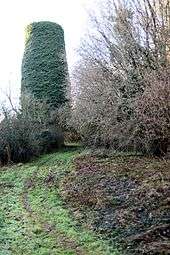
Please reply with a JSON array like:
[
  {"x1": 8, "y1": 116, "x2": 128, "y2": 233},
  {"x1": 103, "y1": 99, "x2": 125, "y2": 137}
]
[{"x1": 0, "y1": 148, "x2": 120, "y2": 255}]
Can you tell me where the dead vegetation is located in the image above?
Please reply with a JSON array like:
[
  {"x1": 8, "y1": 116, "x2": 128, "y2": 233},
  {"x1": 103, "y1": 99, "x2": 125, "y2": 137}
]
[{"x1": 61, "y1": 154, "x2": 170, "y2": 254}]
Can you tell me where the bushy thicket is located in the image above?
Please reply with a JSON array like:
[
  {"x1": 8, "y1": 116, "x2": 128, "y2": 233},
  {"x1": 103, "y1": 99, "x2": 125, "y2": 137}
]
[
  {"x1": 0, "y1": 116, "x2": 38, "y2": 164},
  {"x1": 21, "y1": 21, "x2": 68, "y2": 110},
  {"x1": 72, "y1": 0, "x2": 170, "y2": 156},
  {"x1": 57, "y1": 103, "x2": 81, "y2": 143},
  {"x1": 0, "y1": 96, "x2": 64, "y2": 165},
  {"x1": 135, "y1": 71, "x2": 170, "y2": 156}
]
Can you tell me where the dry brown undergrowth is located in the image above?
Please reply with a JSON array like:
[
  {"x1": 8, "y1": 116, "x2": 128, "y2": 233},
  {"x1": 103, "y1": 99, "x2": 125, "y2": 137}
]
[{"x1": 61, "y1": 154, "x2": 170, "y2": 254}]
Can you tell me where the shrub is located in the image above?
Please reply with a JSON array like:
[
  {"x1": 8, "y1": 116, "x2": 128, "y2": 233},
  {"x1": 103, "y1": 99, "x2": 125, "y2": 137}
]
[
  {"x1": 0, "y1": 96, "x2": 65, "y2": 165},
  {"x1": 35, "y1": 129, "x2": 64, "y2": 154},
  {"x1": 135, "y1": 71, "x2": 170, "y2": 156},
  {"x1": 0, "y1": 116, "x2": 39, "y2": 164},
  {"x1": 56, "y1": 103, "x2": 81, "y2": 143}
]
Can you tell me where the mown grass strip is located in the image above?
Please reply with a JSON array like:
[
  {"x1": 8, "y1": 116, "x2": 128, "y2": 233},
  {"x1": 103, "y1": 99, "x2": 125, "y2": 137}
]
[{"x1": 0, "y1": 148, "x2": 120, "y2": 255}]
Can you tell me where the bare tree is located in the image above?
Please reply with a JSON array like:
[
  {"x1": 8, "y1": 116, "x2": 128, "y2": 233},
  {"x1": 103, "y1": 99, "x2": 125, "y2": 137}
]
[{"x1": 72, "y1": 0, "x2": 170, "y2": 154}]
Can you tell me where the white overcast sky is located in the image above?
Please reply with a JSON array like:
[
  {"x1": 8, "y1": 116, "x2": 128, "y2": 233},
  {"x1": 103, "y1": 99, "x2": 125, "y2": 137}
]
[{"x1": 0, "y1": 0, "x2": 95, "y2": 104}]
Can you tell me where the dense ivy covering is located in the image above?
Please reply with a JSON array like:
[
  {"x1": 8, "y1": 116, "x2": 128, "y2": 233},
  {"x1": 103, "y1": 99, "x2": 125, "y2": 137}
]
[{"x1": 21, "y1": 21, "x2": 68, "y2": 109}]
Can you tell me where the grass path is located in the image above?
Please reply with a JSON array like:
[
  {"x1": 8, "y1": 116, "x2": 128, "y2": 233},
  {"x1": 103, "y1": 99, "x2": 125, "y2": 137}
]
[{"x1": 0, "y1": 148, "x2": 120, "y2": 255}]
